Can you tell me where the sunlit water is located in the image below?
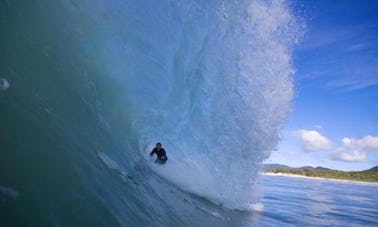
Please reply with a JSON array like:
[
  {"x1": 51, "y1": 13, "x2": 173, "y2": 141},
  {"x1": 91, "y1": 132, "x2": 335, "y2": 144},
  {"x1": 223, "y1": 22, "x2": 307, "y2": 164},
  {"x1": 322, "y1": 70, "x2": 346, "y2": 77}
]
[{"x1": 260, "y1": 175, "x2": 378, "y2": 226}]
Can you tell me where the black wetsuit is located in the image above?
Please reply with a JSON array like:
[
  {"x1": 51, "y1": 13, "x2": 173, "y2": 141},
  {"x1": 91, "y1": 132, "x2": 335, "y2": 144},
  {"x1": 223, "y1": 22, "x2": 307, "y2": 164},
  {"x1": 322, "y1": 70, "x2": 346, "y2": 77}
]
[{"x1": 150, "y1": 148, "x2": 168, "y2": 163}]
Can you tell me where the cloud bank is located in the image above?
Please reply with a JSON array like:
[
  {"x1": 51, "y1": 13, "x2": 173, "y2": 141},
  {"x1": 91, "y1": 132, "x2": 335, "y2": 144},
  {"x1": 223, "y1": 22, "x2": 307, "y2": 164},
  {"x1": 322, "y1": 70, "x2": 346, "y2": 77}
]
[
  {"x1": 332, "y1": 136, "x2": 378, "y2": 162},
  {"x1": 294, "y1": 129, "x2": 378, "y2": 162}
]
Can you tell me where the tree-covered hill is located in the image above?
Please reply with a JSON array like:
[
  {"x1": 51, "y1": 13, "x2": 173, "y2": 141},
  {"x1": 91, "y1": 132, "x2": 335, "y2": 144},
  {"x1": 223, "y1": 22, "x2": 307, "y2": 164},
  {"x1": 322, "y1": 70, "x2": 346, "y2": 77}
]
[{"x1": 262, "y1": 164, "x2": 378, "y2": 183}]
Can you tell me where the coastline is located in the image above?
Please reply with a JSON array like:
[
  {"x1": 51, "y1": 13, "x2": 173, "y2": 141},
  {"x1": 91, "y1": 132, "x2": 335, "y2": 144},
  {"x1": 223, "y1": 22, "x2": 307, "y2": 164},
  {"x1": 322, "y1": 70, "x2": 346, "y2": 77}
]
[{"x1": 260, "y1": 172, "x2": 378, "y2": 185}]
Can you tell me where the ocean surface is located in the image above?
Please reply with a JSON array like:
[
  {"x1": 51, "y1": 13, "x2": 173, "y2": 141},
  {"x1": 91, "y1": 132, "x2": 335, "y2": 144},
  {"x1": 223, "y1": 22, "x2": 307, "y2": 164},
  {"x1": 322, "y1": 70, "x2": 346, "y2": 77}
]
[
  {"x1": 261, "y1": 175, "x2": 378, "y2": 226},
  {"x1": 3, "y1": 0, "x2": 375, "y2": 226}
]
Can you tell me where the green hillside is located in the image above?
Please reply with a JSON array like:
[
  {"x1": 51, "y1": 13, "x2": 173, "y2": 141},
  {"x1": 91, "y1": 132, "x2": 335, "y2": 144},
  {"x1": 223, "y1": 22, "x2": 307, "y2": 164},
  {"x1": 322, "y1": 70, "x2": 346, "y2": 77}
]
[
  {"x1": 262, "y1": 164, "x2": 378, "y2": 183},
  {"x1": 366, "y1": 166, "x2": 378, "y2": 172}
]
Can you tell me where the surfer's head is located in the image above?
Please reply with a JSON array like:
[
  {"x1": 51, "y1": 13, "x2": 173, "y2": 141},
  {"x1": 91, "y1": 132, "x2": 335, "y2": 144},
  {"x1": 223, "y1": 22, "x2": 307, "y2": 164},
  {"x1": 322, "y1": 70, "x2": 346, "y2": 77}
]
[{"x1": 156, "y1": 142, "x2": 161, "y2": 149}]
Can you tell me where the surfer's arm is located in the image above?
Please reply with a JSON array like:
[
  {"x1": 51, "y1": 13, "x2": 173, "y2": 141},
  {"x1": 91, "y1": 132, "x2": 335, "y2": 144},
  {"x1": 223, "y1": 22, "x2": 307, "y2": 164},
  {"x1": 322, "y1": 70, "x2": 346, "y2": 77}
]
[{"x1": 149, "y1": 149, "x2": 155, "y2": 156}]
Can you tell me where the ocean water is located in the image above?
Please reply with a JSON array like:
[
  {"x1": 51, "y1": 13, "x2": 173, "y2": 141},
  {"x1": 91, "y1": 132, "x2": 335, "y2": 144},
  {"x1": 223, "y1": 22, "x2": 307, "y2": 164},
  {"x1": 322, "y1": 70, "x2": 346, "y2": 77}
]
[
  {"x1": 4, "y1": 0, "x2": 369, "y2": 226},
  {"x1": 261, "y1": 175, "x2": 378, "y2": 226}
]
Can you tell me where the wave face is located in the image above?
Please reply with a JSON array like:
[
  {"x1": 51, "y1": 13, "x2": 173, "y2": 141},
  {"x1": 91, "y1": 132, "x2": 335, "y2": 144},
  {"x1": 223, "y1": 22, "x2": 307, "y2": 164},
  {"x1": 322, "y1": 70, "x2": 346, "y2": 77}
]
[{"x1": 0, "y1": 0, "x2": 302, "y2": 225}]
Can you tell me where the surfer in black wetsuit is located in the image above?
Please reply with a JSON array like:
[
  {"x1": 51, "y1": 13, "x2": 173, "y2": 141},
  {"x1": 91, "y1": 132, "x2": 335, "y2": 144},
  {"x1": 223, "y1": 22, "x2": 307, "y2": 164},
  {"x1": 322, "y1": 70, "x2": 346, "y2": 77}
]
[{"x1": 150, "y1": 143, "x2": 168, "y2": 164}]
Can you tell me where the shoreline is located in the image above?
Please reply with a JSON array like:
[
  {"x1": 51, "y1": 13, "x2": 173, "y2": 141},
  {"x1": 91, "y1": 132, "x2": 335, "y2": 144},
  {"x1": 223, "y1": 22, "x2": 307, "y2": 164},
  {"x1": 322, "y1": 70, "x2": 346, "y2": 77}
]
[{"x1": 260, "y1": 172, "x2": 378, "y2": 185}]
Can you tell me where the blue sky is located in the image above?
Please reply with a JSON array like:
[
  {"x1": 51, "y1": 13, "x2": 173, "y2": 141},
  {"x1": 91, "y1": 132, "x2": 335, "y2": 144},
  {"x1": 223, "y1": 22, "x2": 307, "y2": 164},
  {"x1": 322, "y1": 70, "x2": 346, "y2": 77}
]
[{"x1": 266, "y1": 0, "x2": 378, "y2": 171}]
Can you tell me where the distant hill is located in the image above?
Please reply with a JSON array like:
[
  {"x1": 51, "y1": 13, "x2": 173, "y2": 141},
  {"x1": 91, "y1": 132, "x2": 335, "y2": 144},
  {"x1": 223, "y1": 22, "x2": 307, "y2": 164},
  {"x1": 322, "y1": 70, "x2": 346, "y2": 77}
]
[
  {"x1": 314, "y1": 166, "x2": 333, "y2": 171},
  {"x1": 365, "y1": 166, "x2": 378, "y2": 172},
  {"x1": 262, "y1": 164, "x2": 378, "y2": 183},
  {"x1": 296, "y1": 166, "x2": 333, "y2": 171},
  {"x1": 262, "y1": 164, "x2": 333, "y2": 172},
  {"x1": 262, "y1": 164, "x2": 291, "y2": 171}
]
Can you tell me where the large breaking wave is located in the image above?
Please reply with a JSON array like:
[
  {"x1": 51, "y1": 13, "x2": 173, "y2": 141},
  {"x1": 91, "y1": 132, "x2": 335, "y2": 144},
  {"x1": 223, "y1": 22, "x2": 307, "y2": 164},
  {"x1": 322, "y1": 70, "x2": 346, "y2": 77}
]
[
  {"x1": 0, "y1": 0, "x2": 302, "y2": 225},
  {"x1": 127, "y1": 0, "x2": 301, "y2": 209}
]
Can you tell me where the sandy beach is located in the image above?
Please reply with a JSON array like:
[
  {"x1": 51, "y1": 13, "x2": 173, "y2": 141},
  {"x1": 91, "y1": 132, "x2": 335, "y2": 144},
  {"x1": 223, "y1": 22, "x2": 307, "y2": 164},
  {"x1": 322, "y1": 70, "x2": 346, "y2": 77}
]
[{"x1": 261, "y1": 172, "x2": 378, "y2": 185}]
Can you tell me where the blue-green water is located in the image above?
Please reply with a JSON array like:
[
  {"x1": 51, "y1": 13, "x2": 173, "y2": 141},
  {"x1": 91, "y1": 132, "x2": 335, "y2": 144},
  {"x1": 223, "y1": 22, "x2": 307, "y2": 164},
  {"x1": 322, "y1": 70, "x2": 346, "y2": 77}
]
[
  {"x1": 261, "y1": 175, "x2": 378, "y2": 226},
  {"x1": 7, "y1": 0, "x2": 377, "y2": 226}
]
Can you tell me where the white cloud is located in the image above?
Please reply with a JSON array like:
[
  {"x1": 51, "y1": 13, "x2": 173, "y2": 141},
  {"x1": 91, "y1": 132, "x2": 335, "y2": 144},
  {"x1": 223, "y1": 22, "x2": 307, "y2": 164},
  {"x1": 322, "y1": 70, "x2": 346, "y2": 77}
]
[
  {"x1": 292, "y1": 129, "x2": 378, "y2": 163},
  {"x1": 294, "y1": 129, "x2": 333, "y2": 152},
  {"x1": 332, "y1": 135, "x2": 378, "y2": 162},
  {"x1": 342, "y1": 136, "x2": 378, "y2": 151},
  {"x1": 332, "y1": 148, "x2": 366, "y2": 162}
]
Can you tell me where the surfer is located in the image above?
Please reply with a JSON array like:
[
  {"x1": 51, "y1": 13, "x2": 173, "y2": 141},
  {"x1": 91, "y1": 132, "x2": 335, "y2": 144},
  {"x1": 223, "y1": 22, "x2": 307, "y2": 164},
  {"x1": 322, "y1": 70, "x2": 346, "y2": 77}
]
[{"x1": 150, "y1": 143, "x2": 168, "y2": 164}]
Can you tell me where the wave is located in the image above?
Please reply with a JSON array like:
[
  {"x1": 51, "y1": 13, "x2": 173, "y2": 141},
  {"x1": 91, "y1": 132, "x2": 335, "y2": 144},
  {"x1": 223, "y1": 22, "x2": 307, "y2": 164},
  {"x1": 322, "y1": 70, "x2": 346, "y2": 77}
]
[{"x1": 0, "y1": 0, "x2": 303, "y2": 225}]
